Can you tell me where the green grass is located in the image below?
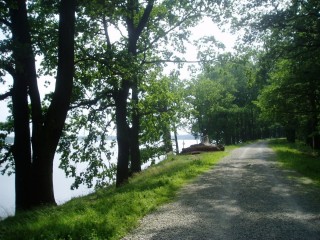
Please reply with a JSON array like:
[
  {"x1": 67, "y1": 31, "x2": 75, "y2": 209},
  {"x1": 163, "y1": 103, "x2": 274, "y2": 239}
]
[
  {"x1": 269, "y1": 139, "x2": 320, "y2": 187},
  {"x1": 0, "y1": 147, "x2": 236, "y2": 240}
]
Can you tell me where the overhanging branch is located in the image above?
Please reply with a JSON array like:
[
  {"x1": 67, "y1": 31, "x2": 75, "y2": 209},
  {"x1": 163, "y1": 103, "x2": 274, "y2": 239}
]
[
  {"x1": 143, "y1": 59, "x2": 215, "y2": 64},
  {"x1": 0, "y1": 60, "x2": 16, "y2": 77},
  {"x1": 69, "y1": 91, "x2": 114, "y2": 110},
  {"x1": 142, "y1": 11, "x2": 203, "y2": 53}
]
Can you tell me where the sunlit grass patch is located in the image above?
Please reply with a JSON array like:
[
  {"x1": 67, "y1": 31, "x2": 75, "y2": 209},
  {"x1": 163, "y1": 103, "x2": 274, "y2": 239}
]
[
  {"x1": 269, "y1": 139, "x2": 320, "y2": 187},
  {"x1": 0, "y1": 146, "x2": 236, "y2": 240}
]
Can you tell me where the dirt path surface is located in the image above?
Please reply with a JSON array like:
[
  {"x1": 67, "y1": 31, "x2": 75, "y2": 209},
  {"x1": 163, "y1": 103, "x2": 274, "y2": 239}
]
[{"x1": 123, "y1": 141, "x2": 320, "y2": 240}]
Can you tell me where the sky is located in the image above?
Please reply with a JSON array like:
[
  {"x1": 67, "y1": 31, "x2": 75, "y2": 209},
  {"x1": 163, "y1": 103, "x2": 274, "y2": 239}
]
[
  {"x1": 166, "y1": 17, "x2": 236, "y2": 79},
  {"x1": 0, "y1": 18, "x2": 236, "y2": 123},
  {"x1": 187, "y1": 17, "x2": 236, "y2": 56}
]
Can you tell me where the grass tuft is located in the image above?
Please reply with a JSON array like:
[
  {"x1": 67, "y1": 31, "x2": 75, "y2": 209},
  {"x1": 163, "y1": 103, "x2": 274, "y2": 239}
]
[{"x1": 0, "y1": 147, "x2": 236, "y2": 240}]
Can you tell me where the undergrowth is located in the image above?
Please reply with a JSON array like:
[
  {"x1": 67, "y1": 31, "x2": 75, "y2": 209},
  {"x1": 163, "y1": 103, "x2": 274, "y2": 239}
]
[
  {"x1": 0, "y1": 147, "x2": 236, "y2": 240},
  {"x1": 269, "y1": 139, "x2": 320, "y2": 187}
]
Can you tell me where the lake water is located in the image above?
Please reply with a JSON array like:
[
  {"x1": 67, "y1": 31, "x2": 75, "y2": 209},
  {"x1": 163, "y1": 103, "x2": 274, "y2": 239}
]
[{"x1": 0, "y1": 139, "x2": 197, "y2": 219}]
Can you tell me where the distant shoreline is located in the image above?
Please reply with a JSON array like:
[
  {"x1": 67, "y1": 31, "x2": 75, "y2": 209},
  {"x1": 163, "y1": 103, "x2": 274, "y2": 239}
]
[{"x1": 5, "y1": 134, "x2": 196, "y2": 143}]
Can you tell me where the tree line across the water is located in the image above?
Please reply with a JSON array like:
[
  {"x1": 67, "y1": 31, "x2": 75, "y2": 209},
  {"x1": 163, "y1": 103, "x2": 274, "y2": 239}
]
[{"x1": 0, "y1": 0, "x2": 319, "y2": 214}]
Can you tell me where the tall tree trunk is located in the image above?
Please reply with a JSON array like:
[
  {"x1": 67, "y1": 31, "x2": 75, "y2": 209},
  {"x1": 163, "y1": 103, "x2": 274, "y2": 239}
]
[
  {"x1": 9, "y1": 0, "x2": 76, "y2": 210},
  {"x1": 114, "y1": 26, "x2": 137, "y2": 185},
  {"x1": 285, "y1": 125, "x2": 296, "y2": 143},
  {"x1": 31, "y1": 0, "x2": 76, "y2": 206},
  {"x1": 11, "y1": 74, "x2": 32, "y2": 211},
  {"x1": 163, "y1": 123, "x2": 173, "y2": 153},
  {"x1": 114, "y1": 0, "x2": 154, "y2": 185},
  {"x1": 127, "y1": 15, "x2": 141, "y2": 175},
  {"x1": 115, "y1": 90, "x2": 130, "y2": 186},
  {"x1": 9, "y1": 0, "x2": 38, "y2": 211},
  {"x1": 173, "y1": 125, "x2": 179, "y2": 154},
  {"x1": 306, "y1": 87, "x2": 320, "y2": 149},
  {"x1": 130, "y1": 83, "x2": 141, "y2": 174}
]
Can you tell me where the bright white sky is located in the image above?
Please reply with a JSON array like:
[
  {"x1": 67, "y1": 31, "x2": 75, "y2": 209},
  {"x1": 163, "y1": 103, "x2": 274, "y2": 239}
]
[
  {"x1": 0, "y1": 18, "x2": 236, "y2": 123},
  {"x1": 166, "y1": 17, "x2": 236, "y2": 79},
  {"x1": 188, "y1": 17, "x2": 236, "y2": 56}
]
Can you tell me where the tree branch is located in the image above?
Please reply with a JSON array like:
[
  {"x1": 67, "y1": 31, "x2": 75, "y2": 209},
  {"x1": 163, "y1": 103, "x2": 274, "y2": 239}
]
[
  {"x1": 102, "y1": 15, "x2": 112, "y2": 49},
  {"x1": 0, "y1": 18, "x2": 12, "y2": 28},
  {"x1": 136, "y1": 0, "x2": 154, "y2": 37},
  {"x1": 69, "y1": 91, "x2": 114, "y2": 110},
  {"x1": 0, "y1": 89, "x2": 12, "y2": 101},
  {"x1": 141, "y1": 11, "x2": 202, "y2": 53},
  {"x1": 0, "y1": 146, "x2": 13, "y2": 165},
  {"x1": 143, "y1": 59, "x2": 214, "y2": 64},
  {"x1": 0, "y1": 60, "x2": 16, "y2": 77},
  {"x1": 69, "y1": 98, "x2": 101, "y2": 110}
]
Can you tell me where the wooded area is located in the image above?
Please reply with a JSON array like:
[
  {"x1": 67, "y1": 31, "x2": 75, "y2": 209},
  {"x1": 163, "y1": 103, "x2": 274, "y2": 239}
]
[{"x1": 0, "y1": 0, "x2": 319, "y2": 213}]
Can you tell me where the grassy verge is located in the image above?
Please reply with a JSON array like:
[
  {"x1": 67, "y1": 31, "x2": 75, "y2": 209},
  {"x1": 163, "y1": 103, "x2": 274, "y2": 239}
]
[
  {"x1": 0, "y1": 146, "x2": 236, "y2": 240},
  {"x1": 269, "y1": 139, "x2": 320, "y2": 187}
]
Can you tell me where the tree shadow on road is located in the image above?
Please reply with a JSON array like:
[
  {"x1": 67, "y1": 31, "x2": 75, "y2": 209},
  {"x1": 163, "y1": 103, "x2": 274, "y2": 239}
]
[{"x1": 146, "y1": 143, "x2": 320, "y2": 240}]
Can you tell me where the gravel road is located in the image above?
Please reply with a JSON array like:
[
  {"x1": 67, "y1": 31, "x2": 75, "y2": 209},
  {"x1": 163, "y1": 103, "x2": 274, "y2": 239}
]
[{"x1": 123, "y1": 141, "x2": 320, "y2": 240}]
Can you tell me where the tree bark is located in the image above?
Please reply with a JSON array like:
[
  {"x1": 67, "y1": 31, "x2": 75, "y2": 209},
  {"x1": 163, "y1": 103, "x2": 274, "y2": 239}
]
[
  {"x1": 127, "y1": 0, "x2": 154, "y2": 174},
  {"x1": 32, "y1": 0, "x2": 76, "y2": 206},
  {"x1": 115, "y1": 90, "x2": 130, "y2": 186},
  {"x1": 11, "y1": 73, "x2": 33, "y2": 211},
  {"x1": 9, "y1": 0, "x2": 38, "y2": 211},
  {"x1": 130, "y1": 83, "x2": 141, "y2": 174},
  {"x1": 9, "y1": 0, "x2": 76, "y2": 210},
  {"x1": 115, "y1": 0, "x2": 154, "y2": 185},
  {"x1": 163, "y1": 123, "x2": 173, "y2": 153},
  {"x1": 306, "y1": 86, "x2": 320, "y2": 149},
  {"x1": 173, "y1": 125, "x2": 179, "y2": 154},
  {"x1": 285, "y1": 125, "x2": 296, "y2": 143}
]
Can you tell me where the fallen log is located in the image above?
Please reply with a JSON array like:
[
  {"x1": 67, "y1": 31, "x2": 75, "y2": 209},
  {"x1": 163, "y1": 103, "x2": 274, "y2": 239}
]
[{"x1": 180, "y1": 143, "x2": 225, "y2": 154}]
